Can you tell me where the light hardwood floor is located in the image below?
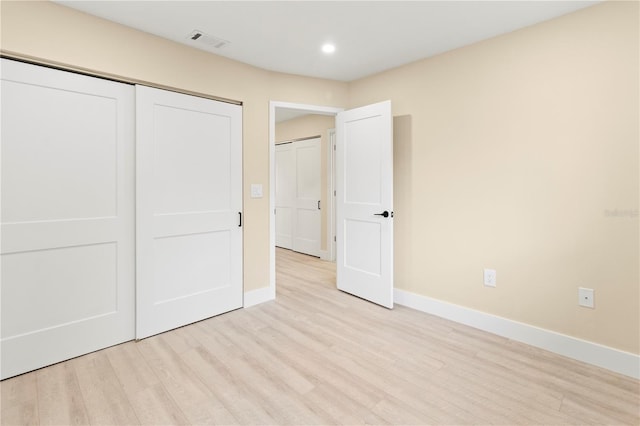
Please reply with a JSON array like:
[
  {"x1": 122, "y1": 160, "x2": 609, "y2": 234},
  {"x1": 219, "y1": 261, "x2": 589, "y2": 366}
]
[{"x1": 2, "y1": 248, "x2": 639, "y2": 425}]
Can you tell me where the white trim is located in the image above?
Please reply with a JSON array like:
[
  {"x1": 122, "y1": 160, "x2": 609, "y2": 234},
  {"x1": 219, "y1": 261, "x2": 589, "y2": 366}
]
[
  {"x1": 319, "y1": 249, "x2": 330, "y2": 261},
  {"x1": 269, "y1": 101, "x2": 343, "y2": 300},
  {"x1": 244, "y1": 286, "x2": 275, "y2": 308},
  {"x1": 327, "y1": 128, "x2": 336, "y2": 262},
  {"x1": 394, "y1": 288, "x2": 640, "y2": 379},
  {"x1": 269, "y1": 102, "x2": 276, "y2": 302}
]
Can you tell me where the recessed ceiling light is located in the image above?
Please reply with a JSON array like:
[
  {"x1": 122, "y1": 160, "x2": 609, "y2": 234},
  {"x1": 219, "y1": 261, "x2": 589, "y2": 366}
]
[{"x1": 321, "y1": 43, "x2": 336, "y2": 54}]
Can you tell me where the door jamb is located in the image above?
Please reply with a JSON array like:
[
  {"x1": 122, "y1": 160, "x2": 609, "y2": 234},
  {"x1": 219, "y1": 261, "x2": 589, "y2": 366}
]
[
  {"x1": 327, "y1": 128, "x2": 337, "y2": 262},
  {"x1": 269, "y1": 101, "x2": 343, "y2": 299}
]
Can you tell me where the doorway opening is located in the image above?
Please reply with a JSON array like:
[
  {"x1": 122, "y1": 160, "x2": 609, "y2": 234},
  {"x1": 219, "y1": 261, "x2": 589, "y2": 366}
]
[{"x1": 269, "y1": 102, "x2": 343, "y2": 298}]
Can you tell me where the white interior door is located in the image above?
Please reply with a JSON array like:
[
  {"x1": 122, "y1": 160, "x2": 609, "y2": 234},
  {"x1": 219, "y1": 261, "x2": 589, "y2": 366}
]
[
  {"x1": 1, "y1": 59, "x2": 135, "y2": 379},
  {"x1": 136, "y1": 85, "x2": 242, "y2": 339},
  {"x1": 275, "y1": 138, "x2": 321, "y2": 257},
  {"x1": 292, "y1": 138, "x2": 321, "y2": 257},
  {"x1": 275, "y1": 143, "x2": 295, "y2": 249},
  {"x1": 336, "y1": 101, "x2": 393, "y2": 308}
]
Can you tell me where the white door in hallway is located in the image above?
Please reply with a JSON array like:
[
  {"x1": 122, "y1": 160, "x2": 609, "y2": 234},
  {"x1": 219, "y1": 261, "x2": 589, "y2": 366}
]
[
  {"x1": 275, "y1": 138, "x2": 321, "y2": 257},
  {"x1": 0, "y1": 59, "x2": 135, "y2": 379},
  {"x1": 136, "y1": 86, "x2": 243, "y2": 339},
  {"x1": 293, "y1": 138, "x2": 322, "y2": 256},
  {"x1": 275, "y1": 143, "x2": 295, "y2": 249},
  {"x1": 336, "y1": 101, "x2": 394, "y2": 308}
]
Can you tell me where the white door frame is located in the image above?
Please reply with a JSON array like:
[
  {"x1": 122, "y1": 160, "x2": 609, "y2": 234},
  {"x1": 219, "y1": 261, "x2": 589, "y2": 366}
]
[
  {"x1": 327, "y1": 128, "x2": 337, "y2": 262},
  {"x1": 269, "y1": 101, "x2": 343, "y2": 298}
]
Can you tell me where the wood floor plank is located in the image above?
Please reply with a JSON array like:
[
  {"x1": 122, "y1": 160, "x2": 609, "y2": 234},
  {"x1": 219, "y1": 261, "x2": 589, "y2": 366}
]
[
  {"x1": 1, "y1": 370, "x2": 37, "y2": 411},
  {"x1": 104, "y1": 341, "x2": 160, "y2": 395},
  {"x1": 104, "y1": 341, "x2": 189, "y2": 425},
  {"x1": 476, "y1": 348, "x2": 640, "y2": 423},
  {"x1": 214, "y1": 321, "x2": 316, "y2": 395},
  {"x1": 194, "y1": 320, "x2": 331, "y2": 425},
  {"x1": 36, "y1": 361, "x2": 89, "y2": 426},
  {"x1": 71, "y1": 351, "x2": 140, "y2": 425},
  {"x1": 135, "y1": 334, "x2": 238, "y2": 425},
  {"x1": 179, "y1": 343, "x2": 278, "y2": 425},
  {"x1": 242, "y1": 316, "x2": 388, "y2": 413},
  {"x1": 1, "y1": 247, "x2": 638, "y2": 425},
  {"x1": 1, "y1": 371, "x2": 39, "y2": 426},
  {"x1": 126, "y1": 383, "x2": 190, "y2": 426},
  {"x1": 0, "y1": 400, "x2": 39, "y2": 426}
]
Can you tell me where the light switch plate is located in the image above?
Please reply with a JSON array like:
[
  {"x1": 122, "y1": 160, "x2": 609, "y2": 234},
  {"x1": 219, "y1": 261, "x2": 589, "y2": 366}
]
[{"x1": 250, "y1": 184, "x2": 263, "y2": 198}]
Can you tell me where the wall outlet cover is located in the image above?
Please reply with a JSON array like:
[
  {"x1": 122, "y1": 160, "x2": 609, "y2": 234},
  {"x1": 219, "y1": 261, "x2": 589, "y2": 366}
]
[
  {"x1": 250, "y1": 184, "x2": 263, "y2": 198},
  {"x1": 483, "y1": 269, "x2": 497, "y2": 287}
]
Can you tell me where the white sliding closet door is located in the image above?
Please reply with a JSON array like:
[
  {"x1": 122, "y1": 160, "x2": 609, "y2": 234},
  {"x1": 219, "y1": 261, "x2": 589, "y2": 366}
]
[
  {"x1": 275, "y1": 143, "x2": 295, "y2": 249},
  {"x1": 1, "y1": 59, "x2": 135, "y2": 379},
  {"x1": 275, "y1": 138, "x2": 321, "y2": 257},
  {"x1": 136, "y1": 86, "x2": 243, "y2": 339},
  {"x1": 293, "y1": 138, "x2": 321, "y2": 256}
]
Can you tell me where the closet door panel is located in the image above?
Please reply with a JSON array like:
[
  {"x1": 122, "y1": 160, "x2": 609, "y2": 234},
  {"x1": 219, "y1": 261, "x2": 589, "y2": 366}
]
[
  {"x1": 275, "y1": 138, "x2": 321, "y2": 256},
  {"x1": 292, "y1": 138, "x2": 321, "y2": 256},
  {"x1": 0, "y1": 59, "x2": 135, "y2": 379},
  {"x1": 275, "y1": 144, "x2": 295, "y2": 249},
  {"x1": 136, "y1": 85, "x2": 242, "y2": 339}
]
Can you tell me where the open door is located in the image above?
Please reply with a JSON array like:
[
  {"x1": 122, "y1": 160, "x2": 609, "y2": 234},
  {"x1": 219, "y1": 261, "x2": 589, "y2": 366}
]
[{"x1": 336, "y1": 100, "x2": 393, "y2": 308}]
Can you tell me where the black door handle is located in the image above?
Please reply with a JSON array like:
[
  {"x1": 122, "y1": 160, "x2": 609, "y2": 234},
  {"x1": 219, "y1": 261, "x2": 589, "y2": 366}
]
[{"x1": 374, "y1": 210, "x2": 390, "y2": 218}]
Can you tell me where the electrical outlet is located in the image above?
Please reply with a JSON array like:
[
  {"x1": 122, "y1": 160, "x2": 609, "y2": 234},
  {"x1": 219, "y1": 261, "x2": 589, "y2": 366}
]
[
  {"x1": 483, "y1": 269, "x2": 496, "y2": 287},
  {"x1": 578, "y1": 287, "x2": 594, "y2": 308},
  {"x1": 250, "y1": 184, "x2": 263, "y2": 198}
]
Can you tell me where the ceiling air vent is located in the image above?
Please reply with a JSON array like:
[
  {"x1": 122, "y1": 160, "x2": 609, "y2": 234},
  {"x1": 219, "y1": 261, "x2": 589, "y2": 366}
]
[{"x1": 187, "y1": 30, "x2": 229, "y2": 49}]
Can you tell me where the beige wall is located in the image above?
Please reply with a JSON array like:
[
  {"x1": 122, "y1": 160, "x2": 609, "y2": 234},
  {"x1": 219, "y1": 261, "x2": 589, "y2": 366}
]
[
  {"x1": 349, "y1": 1, "x2": 639, "y2": 354},
  {"x1": 2, "y1": 1, "x2": 638, "y2": 355},
  {"x1": 276, "y1": 115, "x2": 336, "y2": 252},
  {"x1": 0, "y1": 0, "x2": 348, "y2": 292}
]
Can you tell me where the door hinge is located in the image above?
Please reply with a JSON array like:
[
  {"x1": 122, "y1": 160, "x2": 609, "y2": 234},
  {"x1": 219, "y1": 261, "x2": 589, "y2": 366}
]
[
  {"x1": 334, "y1": 190, "x2": 336, "y2": 196},
  {"x1": 334, "y1": 236, "x2": 336, "y2": 242},
  {"x1": 238, "y1": 212, "x2": 242, "y2": 227}
]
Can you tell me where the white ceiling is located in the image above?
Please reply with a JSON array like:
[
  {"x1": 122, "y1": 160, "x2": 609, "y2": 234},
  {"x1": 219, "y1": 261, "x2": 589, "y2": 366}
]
[{"x1": 55, "y1": 1, "x2": 599, "y2": 82}]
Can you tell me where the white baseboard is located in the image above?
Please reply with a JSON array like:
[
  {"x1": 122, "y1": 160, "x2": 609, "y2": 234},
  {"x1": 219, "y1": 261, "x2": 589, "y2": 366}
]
[
  {"x1": 319, "y1": 249, "x2": 330, "y2": 261},
  {"x1": 244, "y1": 286, "x2": 275, "y2": 308},
  {"x1": 394, "y1": 288, "x2": 640, "y2": 379}
]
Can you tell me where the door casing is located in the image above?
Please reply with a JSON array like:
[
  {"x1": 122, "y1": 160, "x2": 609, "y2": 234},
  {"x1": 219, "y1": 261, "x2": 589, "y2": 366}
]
[{"x1": 268, "y1": 102, "x2": 343, "y2": 300}]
